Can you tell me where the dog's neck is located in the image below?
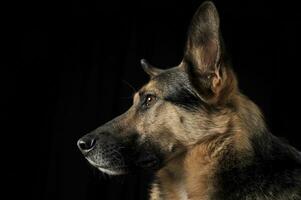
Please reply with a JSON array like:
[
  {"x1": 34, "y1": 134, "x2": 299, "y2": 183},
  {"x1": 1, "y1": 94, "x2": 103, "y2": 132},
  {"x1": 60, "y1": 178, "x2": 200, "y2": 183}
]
[
  {"x1": 153, "y1": 154, "x2": 188, "y2": 200},
  {"x1": 151, "y1": 94, "x2": 268, "y2": 200},
  {"x1": 152, "y1": 140, "x2": 226, "y2": 200}
]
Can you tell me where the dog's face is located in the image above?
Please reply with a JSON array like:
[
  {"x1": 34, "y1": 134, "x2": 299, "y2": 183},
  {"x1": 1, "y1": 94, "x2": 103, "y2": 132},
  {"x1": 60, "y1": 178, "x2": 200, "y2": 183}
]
[{"x1": 77, "y1": 2, "x2": 238, "y2": 175}]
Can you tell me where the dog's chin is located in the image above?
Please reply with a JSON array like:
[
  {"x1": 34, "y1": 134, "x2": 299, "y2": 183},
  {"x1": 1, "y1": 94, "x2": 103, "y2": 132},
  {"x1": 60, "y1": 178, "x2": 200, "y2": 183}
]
[
  {"x1": 86, "y1": 158, "x2": 127, "y2": 176},
  {"x1": 96, "y1": 167, "x2": 126, "y2": 175}
]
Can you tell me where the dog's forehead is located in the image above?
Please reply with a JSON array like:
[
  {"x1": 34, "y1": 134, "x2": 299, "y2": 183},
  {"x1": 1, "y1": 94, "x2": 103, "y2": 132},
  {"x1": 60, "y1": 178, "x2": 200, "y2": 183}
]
[
  {"x1": 143, "y1": 67, "x2": 191, "y2": 96},
  {"x1": 141, "y1": 66, "x2": 202, "y2": 110}
]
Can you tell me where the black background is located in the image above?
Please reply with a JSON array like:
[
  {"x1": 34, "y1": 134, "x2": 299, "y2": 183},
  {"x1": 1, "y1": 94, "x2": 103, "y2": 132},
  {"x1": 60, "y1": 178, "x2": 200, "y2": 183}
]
[{"x1": 3, "y1": 0, "x2": 301, "y2": 199}]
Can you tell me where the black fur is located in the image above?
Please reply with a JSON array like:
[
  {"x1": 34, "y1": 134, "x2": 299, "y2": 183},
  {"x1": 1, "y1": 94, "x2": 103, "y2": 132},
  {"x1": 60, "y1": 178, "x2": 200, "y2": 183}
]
[
  {"x1": 215, "y1": 131, "x2": 301, "y2": 200},
  {"x1": 153, "y1": 69, "x2": 203, "y2": 111},
  {"x1": 164, "y1": 83, "x2": 202, "y2": 111}
]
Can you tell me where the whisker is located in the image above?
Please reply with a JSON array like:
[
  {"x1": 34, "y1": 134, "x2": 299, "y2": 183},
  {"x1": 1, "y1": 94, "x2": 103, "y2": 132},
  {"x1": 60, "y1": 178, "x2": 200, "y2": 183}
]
[{"x1": 122, "y1": 79, "x2": 137, "y2": 93}]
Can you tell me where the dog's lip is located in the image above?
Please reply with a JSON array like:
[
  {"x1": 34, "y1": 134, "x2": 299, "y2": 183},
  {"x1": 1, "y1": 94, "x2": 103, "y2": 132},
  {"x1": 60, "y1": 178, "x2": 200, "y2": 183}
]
[
  {"x1": 97, "y1": 167, "x2": 126, "y2": 175},
  {"x1": 85, "y1": 157, "x2": 127, "y2": 171},
  {"x1": 85, "y1": 158, "x2": 127, "y2": 175},
  {"x1": 136, "y1": 158, "x2": 158, "y2": 167},
  {"x1": 85, "y1": 158, "x2": 108, "y2": 168}
]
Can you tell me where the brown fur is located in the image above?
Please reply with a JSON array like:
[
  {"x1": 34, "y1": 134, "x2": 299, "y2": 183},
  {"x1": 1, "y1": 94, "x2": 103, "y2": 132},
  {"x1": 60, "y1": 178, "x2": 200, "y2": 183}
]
[{"x1": 149, "y1": 101, "x2": 256, "y2": 199}]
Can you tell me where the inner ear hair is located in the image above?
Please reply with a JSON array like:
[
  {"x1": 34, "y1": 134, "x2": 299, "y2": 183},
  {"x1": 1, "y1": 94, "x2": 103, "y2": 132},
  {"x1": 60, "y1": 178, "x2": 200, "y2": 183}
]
[
  {"x1": 182, "y1": 2, "x2": 237, "y2": 104},
  {"x1": 185, "y1": 1, "x2": 221, "y2": 73}
]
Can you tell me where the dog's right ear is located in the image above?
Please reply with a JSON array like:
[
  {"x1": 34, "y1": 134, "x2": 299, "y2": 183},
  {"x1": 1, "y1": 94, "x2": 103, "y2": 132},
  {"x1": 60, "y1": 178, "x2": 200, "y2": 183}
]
[
  {"x1": 141, "y1": 59, "x2": 164, "y2": 78},
  {"x1": 183, "y1": 1, "x2": 234, "y2": 103}
]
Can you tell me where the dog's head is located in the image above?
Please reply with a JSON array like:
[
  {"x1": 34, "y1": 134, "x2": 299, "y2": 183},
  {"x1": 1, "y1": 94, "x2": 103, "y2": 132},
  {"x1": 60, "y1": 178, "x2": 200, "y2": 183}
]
[{"x1": 77, "y1": 1, "x2": 238, "y2": 175}]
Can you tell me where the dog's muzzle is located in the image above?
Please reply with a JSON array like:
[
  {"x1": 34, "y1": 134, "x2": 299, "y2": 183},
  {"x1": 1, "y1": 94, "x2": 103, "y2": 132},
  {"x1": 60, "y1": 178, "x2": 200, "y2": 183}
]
[{"x1": 77, "y1": 129, "x2": 164, "y2": 175}]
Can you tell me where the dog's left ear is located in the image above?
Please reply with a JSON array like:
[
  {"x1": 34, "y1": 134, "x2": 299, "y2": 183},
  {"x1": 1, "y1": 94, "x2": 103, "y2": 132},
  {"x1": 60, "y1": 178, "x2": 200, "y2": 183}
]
[
  {"x1": 141, "y1": 59, "x2": 165, "y2": 78},
  {"x1": 183, "y1": 2, "x2": 231, "y2": 102}
]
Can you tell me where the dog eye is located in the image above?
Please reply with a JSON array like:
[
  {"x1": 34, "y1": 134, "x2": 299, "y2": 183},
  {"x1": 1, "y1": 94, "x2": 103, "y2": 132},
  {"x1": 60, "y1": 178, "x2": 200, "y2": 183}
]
[{"x1": 143, "y1": 94, "x2": 156, "y2": 108}]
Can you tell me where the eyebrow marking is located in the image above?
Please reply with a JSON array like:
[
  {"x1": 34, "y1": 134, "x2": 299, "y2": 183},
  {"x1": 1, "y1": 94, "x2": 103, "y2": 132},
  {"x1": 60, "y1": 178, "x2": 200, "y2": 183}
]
[{"x1": 138, "y1": 91, "x2": 145, "y2": 97}]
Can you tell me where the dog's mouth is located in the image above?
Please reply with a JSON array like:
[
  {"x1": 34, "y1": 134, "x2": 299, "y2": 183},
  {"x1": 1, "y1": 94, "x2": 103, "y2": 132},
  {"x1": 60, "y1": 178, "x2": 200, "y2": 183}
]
[
  {"x1": 84, "y1": 150, "x2": 162, "y2": 175},
  {"x1": 79, "y1": 138, "x2": 165, "y2": 175},
  {"x1": 135, "y1": 153, "x2": 160, "y2": 169}
]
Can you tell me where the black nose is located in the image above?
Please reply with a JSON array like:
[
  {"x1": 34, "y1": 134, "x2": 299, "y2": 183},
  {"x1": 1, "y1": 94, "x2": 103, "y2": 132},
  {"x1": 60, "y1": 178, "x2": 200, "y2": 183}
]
[{"x1": 77, "y1": 136, "x2": 96, "y2": 153}]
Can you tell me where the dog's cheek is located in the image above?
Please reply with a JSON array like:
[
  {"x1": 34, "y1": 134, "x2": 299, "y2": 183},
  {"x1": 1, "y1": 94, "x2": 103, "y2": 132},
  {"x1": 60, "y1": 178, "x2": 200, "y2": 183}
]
[{"x1": 135, "y1": 114, "x2": 157, "y2": 138}]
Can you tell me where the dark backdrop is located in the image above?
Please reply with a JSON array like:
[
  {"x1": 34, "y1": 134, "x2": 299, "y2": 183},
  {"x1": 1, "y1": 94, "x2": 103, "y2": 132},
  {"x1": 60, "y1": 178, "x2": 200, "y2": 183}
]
[{"x1": 3, "y1": 0, "x2": 301, "y2": 200}]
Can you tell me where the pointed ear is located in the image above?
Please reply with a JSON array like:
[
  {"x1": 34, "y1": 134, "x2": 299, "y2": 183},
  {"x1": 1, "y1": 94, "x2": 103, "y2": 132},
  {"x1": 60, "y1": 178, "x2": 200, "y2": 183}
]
[
  {"x1": 141, "y1": 59, "x2": 164, "y2": 77},
  {"x1": 183, "y1": 1, "x2": 226, "y2": 101},
  {"x1": 185, "y1": 1, "x2": 221, "y2": 70}
]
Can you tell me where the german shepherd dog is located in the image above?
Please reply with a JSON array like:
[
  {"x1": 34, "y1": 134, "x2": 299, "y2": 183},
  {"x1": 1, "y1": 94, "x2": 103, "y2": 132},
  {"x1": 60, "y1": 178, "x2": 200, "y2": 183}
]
[{"x1": 77, "y1": 1, "x2": 301, "y2": 199}]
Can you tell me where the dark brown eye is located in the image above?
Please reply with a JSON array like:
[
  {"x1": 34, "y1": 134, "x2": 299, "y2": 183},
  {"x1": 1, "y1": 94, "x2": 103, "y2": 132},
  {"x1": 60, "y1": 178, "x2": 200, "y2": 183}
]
[{"x1": 143, "y1": 94, "x2": 156, "y2": 108}]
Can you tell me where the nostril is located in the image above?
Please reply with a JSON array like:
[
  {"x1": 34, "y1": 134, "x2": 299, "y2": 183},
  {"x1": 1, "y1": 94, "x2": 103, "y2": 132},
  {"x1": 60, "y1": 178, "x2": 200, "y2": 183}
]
[{"x1": 77, "y1": 137, "x2": 96, "y2": 152}]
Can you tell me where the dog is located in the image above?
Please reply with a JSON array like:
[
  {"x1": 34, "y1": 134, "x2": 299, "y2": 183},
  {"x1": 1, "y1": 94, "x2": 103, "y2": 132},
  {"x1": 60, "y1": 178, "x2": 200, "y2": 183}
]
[{"x1": 77, "y1": 1, "x2": 301, "y2": 199}]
